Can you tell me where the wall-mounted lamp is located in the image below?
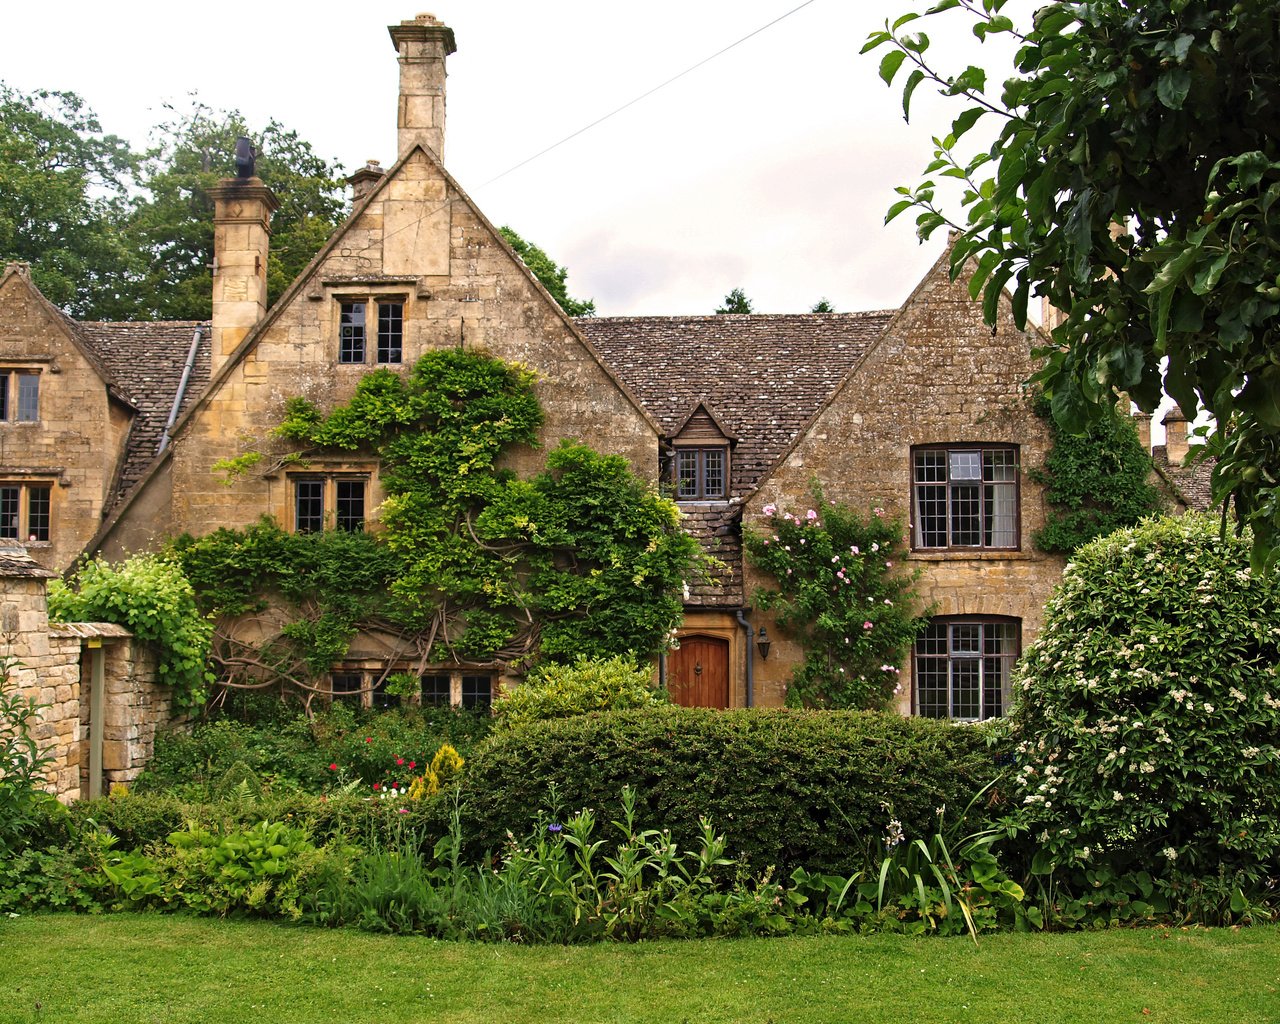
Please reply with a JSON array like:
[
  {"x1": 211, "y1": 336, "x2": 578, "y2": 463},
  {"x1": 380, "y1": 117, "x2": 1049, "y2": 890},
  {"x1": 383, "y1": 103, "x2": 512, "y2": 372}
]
[{"x1": 755, "y1": 625, "x2": 771, "y2": 661}]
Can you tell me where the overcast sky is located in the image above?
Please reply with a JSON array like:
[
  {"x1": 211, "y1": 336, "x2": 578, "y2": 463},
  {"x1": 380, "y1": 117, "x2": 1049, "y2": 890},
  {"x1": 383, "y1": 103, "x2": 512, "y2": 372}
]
[{"x1": 4, "y1": 0, "x2": 1034, "y2": 318}]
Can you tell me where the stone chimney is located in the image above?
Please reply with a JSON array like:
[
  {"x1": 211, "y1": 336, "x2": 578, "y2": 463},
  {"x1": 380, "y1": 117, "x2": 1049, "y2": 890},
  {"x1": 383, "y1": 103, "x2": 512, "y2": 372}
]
[
  {"x1": 389, "y1": 13, "x2": 457, "y2": 163},
  {"x1": 348, "y1": 160, "x2": 386, "y2": 203},
  {"x1": 208, "y1": 175, "x2": 278, "y2": 375},
  {"x1": 1162, "y1": 407, "x2": 1190, "y2": 466},
  {"x1": 1132, "y1": 409, "x2": 1151, "y2": 454}
]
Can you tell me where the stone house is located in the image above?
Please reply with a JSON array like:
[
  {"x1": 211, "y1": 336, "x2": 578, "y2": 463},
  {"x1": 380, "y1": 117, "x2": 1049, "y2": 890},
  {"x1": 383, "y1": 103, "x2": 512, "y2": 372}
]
[{"x1": 1, "y1": 12, "x2": 1173, "y2": 722}]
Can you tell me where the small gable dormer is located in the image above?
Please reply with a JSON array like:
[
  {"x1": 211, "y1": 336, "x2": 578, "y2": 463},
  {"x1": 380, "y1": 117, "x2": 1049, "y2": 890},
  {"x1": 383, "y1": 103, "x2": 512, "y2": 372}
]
[{"x1": 668, "y1": 403, "x2": 734, "y2": 502}]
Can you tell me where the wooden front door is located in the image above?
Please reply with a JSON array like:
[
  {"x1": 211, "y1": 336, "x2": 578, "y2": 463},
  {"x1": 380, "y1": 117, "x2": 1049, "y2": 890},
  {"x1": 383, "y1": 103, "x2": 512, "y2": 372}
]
[{"x1": 667, "y1": 634, "x2": 730, "y2": 708}]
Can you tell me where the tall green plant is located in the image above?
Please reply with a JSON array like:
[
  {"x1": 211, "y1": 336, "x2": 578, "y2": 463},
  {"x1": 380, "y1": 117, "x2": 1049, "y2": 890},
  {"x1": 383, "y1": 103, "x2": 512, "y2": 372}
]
[
  {"x1": 744, "y1": 489, "x2": 927, "y2": 708},
  {"x1": 0, "y1": 658, "x2": 55, "y2": 855}
]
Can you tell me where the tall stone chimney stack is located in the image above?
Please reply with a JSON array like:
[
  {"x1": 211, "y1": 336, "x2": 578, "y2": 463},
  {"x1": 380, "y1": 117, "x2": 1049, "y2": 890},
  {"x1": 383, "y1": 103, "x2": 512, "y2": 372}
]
[
  {"x1": 208, "y1": 174, "x2": 278, "y2": 375},
  {"x1": 389, "y1": 13, "x2": 457, "y2": 163},
  {"x1": 1162, "y1": 407, "x2": 1190, "y2": 466}
]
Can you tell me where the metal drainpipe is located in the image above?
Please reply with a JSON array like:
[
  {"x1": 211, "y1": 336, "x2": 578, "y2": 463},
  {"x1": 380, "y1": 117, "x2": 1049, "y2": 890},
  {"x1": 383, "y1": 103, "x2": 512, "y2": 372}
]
[
  {"x1": 159, "y1": 325, "x2": 205, "y2": 453},
  {"x1": 735, "y1": 608, "x2": 754, "y2": 708}
]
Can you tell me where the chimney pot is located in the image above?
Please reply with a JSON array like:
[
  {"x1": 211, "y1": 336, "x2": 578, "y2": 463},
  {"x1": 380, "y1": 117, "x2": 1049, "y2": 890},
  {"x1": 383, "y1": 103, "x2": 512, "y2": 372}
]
[{"x1": 1161, "y1": 407, "x2": 1190, "y2": 467}]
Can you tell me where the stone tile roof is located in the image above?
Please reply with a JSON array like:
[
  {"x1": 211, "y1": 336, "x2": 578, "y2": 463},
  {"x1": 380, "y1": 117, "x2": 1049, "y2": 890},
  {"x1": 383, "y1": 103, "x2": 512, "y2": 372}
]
[
  {"x1": 1152, "y1": 445, "x2": 1215, "y2": 511},
  {"x1": 579, "y1": 312, "x2": 893, "y2": 608},
  {"x1": 0, "y1": 543, "x2": 57, "y2": 578},
  {"x1": 77, "y1": 321, "x2": 211, "y2": 509}
]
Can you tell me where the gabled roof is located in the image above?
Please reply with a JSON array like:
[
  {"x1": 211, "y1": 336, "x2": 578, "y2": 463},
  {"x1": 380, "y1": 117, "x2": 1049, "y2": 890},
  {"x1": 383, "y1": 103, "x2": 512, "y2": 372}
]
[
  {"x1": 578, "y1": 311, "x2": 892, "y2": 500},
  {"x1": 1152, "y1": 446, "x2": 1215, "y2": 511},
  {"x1": 579, "y1": 311, "x2": 893, "y2": 609},
  {"x1": 77, "y1": 320, "x2": 210, "y2": 511}
]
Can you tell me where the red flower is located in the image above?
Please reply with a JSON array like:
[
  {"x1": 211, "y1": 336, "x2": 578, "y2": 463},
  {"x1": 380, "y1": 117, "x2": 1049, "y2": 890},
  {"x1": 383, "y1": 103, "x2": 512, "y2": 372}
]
[
  {"x1": 365, "y1": 737, "x2": 373, "y2": 743},
  {"x1": 373, "y1": 783, "x2": 381, "y2": 791},
  {"x1": 328, "y1": 763, "x2": 338, "y2": 771},
  {"x1": 409, "y1": 761, "x2": 416, "y2": 769},
  {"x1": 396, "y1": 757, "x2": 405, "y2": 766}
]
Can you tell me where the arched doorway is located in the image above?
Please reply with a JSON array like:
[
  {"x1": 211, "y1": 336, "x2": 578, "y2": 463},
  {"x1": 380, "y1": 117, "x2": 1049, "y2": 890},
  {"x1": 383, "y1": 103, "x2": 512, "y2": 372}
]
[{"x1": 667, "y1": 634, "x2": 730, "y2": 708}]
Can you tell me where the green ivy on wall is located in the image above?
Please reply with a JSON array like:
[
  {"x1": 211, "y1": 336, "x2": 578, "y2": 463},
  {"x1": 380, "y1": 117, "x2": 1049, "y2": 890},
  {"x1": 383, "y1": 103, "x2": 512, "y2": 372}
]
[
  {"x1": 175, "y1": 350, "x2": 703, "y2": 698},
  {"x1": 743, "y1": 488, "x2": 927, "y2": 709},
  {"x1": 1030, "y1": 396, "x2": 1168, "y2": 554}
]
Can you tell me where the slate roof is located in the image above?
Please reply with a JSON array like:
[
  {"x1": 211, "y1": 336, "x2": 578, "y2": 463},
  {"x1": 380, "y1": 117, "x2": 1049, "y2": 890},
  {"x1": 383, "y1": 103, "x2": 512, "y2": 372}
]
[
  {"x1": 77, "y1": 321, "x2": 211, "y2": 510},
  {"x1": 0, "y1": 543, "x2": 57, "y2": 579},
  {"x1": 579, "y1": 312, "x2": 893, "y2": 607},
  {"x1": 1152, "y1": 445, "x2": 1215, "y2": 511}
]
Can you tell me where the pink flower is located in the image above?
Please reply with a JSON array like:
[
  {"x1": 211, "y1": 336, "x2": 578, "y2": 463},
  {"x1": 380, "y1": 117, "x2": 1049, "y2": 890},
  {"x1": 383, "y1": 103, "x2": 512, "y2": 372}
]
[
  {"x1": 398, "y1": 808, "x2": 409, "y2": 814},
  {"x1": 328, "y1": 762, "x2": 338, "y2": 771},
  {"x1": 885, "y1": 561, "x2": 893, "y2": 568},
  {"x1": 874, "y1": 507, "x2": 885, "y2": 518},
  {"x1": 762, "y1": 503, "x2": 777, "y2": 516},
  {"x1": 850, "y1": 545, "x2": 860, "y2": 555},
  {"x1": 806, "y1": 509, "x2": 818, "y2": 521},
  {"x1": 863, "y1": 621, "x2": 873, "y2": 630}
]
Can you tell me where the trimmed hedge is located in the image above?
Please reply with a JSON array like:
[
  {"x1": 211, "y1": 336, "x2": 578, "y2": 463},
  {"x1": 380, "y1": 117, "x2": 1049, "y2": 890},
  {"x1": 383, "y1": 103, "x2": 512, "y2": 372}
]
[{"x1": 458, "y1": 707, "x2": 1007, "y2": 875}]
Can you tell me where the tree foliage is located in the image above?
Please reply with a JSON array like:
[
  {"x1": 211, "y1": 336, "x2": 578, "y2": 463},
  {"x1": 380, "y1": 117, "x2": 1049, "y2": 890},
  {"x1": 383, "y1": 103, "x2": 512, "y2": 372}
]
[
  {"x1": 715, "y1": 288, "x2": 754, "y2": 314},
  {"x1": 0, "y1": 84, "x2": 138, "y2": 317},
  {"x1": 498, "y1": 226, "x2": 596, "y2": 317},
  {"x1": 124, "y1": 101, "x2": 347, "y2": 320},
  {"x1": 744, "y1": 490, "x2": 927, "y2": 709},
  {"x1": 865, "y1": 0, "x2": 1280, "y2": 567},
  {"x1": 1030, "y1": 395, "x2": 1167, "y2": 553},
  {"x1": 179, "y1": 350, "x2": 702, "y2": 695}
]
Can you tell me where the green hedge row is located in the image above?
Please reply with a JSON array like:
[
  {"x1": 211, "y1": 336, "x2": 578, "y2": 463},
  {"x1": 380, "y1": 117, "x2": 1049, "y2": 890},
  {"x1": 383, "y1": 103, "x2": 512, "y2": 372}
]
[{"x1": 458, "y1": 707, "x2": 1007, "y2": 875}]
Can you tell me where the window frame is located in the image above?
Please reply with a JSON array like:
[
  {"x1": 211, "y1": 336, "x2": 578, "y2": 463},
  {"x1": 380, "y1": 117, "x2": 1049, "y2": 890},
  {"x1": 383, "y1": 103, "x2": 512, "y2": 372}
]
[
  {"x1": 672, "y1": 445, "x2": 729, "y2": 502},
  {"x1": 291, "y1": 474, "x2": 368, "y2": 534},
  {"x1": 329, "y1": 667, "x2": 496, "y2": 712},
  {"x1": 911, "y1": 443, "x2": 1020, "y2": 551},
  {"x1": 336, "y1": 297, "x2": 406, "y2": 365},
  {"x1": 0, "y1": 480, "x2": 52, "y2": 543},
  {"x1": 0, "y1": 369, "x2": 41, "y2": 423},
  {"x1": 913, "y1": 616, "x2": 1020, "y2": 721}
]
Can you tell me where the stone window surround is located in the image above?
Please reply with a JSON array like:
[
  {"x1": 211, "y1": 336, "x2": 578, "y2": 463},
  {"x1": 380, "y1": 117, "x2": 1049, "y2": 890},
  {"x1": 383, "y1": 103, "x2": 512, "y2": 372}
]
[
  {"x1": 0, "y1": 478, "x2": 53, "y2": 543},
  {"x1": 912, "y1": 615, "x2": 1021, "y2": 721},
  {"x1": 0, "y1": 366, "x2": 42, "y2": 423},
  {"x1": 289, "y1": 470, "x2": 370, "y2": 534},
  {"x1": 910, "y1": 443, "x2": 1020, "y2": 552},
  {"x1": 335, "y1": 294, "x2": 408, "y2": 365}
]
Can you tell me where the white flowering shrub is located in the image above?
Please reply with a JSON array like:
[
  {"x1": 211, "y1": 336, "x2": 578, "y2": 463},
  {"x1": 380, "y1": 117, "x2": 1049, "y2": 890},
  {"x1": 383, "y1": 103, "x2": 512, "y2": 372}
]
[{"x1": 1011, "y1": 513, "x2": 1280, "y2": 883}]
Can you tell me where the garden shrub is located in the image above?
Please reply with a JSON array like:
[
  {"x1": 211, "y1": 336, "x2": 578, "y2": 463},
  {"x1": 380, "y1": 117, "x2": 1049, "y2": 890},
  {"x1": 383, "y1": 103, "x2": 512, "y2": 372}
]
[
  {"x1": 459, "y1": 707, "x2": 1006, "y2": 876},
  {"x1": 0, "y1": 658, "x2": 56, "y2": 855},
  {"x1": 49, "y1": 554, "x2": 214, "y2": 712},
  {"x1": 1011, "y1": 513, "x2": 1280, "y2": 902},
  {"x1": 492, "y1": 654, "x2": 667, "y2": 731}
]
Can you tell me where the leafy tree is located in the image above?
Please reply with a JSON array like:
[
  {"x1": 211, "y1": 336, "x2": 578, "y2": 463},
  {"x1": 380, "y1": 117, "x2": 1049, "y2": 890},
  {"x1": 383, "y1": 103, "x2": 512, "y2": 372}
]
[
  {"x1": 1030, "y1": 396, "x2": 1167, "y2": 553},
  {"x1": 0, "y1": 84, "x2": 139, "y2": 318},
  {"x1": 865, "y1": 0, "x2": 1280, "y2": 568},
  {"x1": 498, "y1": 226, "x2": 595, "y2": 317},
  {"x1": 124, "y1": 101, "x2": 347, "y2": 320},
  {"x1": 810, "y1": 298, "x2": 836, "y2": 313},
  {"x1": 715, "y1": 288, "x2": 753, "y2": 314}
]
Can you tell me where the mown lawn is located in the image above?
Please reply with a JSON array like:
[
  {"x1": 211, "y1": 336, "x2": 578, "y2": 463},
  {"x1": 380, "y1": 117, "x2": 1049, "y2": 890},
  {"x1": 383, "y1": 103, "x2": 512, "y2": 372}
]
[{"x1": 4, "y1": 914, "x2": 1276, "y2": 1024}]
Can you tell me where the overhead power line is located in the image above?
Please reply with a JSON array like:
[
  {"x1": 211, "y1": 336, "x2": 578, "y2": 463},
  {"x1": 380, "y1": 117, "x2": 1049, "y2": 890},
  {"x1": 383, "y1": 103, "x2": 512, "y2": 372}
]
[{"x1": 477, "y1": 0, "x2": 821, "y2": 190}]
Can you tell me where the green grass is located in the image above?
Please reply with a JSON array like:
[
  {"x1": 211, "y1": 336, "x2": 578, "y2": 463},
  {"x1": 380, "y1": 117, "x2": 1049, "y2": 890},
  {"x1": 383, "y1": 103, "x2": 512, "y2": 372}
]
[{"x1": 3, "y1": 914, "x2": 1277, "y2": 1024}]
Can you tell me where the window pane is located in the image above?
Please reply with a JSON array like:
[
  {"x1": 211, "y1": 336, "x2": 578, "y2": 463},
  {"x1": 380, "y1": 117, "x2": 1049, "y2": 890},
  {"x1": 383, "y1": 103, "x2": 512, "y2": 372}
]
[
  {"x1": 950, "y1": 624, "x2": 981, "y2": 655},
  {"x1": 377, "y1": 303, "x2": 403, "y2": 364},
  {"x1": 295, "y1": 480, "x2": 324, "y2": 533},
  {"x1": 371, "y1": 675, "x2": 397, "y2": 709},
  {"x1": 914, "y1": 450, "x2": 946, "y2": 483},
  {"x1": 950, "y1": 482, "x2": 981, "y2": 545},
  {"x1": 16, "y1": 374, "x2": 38, "y2": 421},
  {"x1": 0, "y1": 375, "x2": 8, "y2": 420},
  {"x1": 0, "y1": 487, "x2": 18, "y2": 539},
  {"x1": 914, "y1": 483, "x2": 947, "y2": 547},
  {"x1": 916, "y1": 618, "x2": 1020, "y2": 721},
  {"x1": 676, "y1": 450, "x2": 698, "y2": 499},
  {"x1": 915, "y1": 652, "x2": 949, "y2": 718},
  {"x1": 949, "y1": 451, "x2": 981, "y2": 480},
  {"x1": 335, "y1": 480, "x2": 365, "y2": 532},
  {"x1": 461, "y1": 674, "x2": 492, "y2": 710},
  {"x1": 984, "y1": 449, "x2": 1017, "y2": 482},
  {"x1": 340, "y1": 302, "x2": 366, "y2": 363},
  {"x1": 982, "y1": 656, "x2": 1007, "y2": 719},
  {"x1": 26, "y1": 486, "x2": 49, "y2": 542},
  {"x1": 331, "y1": 672, "x2": 363, "y2": 702},
  {"x1": 950, "y1": 657, "x2": 981, "y2": 720},
  {"x1": 984, "y1": 482, "x2": 1017, "y2": 547},
  {"x1": 703, "y1": 449, "x2": 725, "y2": 498},
  {"x1": 421, "y1": 674, "x2": 451, "y2": 707}
]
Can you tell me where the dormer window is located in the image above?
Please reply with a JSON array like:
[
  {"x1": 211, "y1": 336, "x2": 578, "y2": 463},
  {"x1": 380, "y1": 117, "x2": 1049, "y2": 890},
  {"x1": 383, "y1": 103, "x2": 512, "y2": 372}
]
[
  {"x1": 676, "y1": 448, "x2": 727, "y2": 500},
  {"x1": 338, "y1": 300, "x2": 403, "y2": 364},
  {"x1": 668, "y1": 402, "x2": 734, "y2": 503}
]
